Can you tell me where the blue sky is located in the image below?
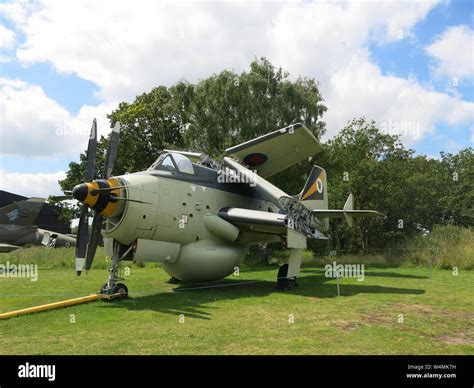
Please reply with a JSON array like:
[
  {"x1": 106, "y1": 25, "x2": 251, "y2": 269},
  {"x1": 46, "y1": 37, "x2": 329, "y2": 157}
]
[
  {"x1": 0, "y1": 61, "x2": 99, "y2": 114},
  {"x1": 366, "y1": 0, "x2": 473, "y2": 157},
  {"x1": 370, "y1": 0, "x2": 472, "y2": 97},
  {"x1": 0, "y1": 0, "x2": 473, "y2": 197}
]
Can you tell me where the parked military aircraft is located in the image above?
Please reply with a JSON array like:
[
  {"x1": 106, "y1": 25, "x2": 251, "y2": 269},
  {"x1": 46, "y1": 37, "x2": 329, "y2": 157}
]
[
  {"x1": 0, "y1": 198, "x2": 76, "y2": 252},
  {"x1": 65, "y1": 120, "x2": 382, "y2": 297}
]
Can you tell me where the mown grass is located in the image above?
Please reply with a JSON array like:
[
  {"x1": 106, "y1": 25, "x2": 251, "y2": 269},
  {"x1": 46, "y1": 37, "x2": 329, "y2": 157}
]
[{"x1": 0, "y1": 247, "x2": 472, "y2": 355}]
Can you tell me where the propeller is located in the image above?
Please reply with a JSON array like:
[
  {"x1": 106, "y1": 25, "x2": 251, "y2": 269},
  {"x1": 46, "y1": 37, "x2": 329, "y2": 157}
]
[
  {"x1": 75, "y1": 119, "x2": 98, "y2": 275},
  {"x1": 69, "y1": 120, "x2": 147, "y2": 275},
  {"x1": 83, "y1": 122, "x2": 121, "y2": 273}
]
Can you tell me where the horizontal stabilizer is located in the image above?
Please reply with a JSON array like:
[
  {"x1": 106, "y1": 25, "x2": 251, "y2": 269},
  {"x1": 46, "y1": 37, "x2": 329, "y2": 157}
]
[
  {"x1": 312, "y1": 193, "x2": 382, "y2": 228},
  {"x1": 311, "y1": 209, "x2": 383, "y2": 218}
]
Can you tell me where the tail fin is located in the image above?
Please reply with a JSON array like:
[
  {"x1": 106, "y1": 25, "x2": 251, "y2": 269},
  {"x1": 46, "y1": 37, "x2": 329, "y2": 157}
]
[
  {"x1": 295, "y1": 167, "x2": 383, "y2": 232},
  {"x1": 297, "y1": 165, "x2": 329, "y2": 231},
  {"x1": 298, "y1": 165, "x2": 328, "y2": 210}
]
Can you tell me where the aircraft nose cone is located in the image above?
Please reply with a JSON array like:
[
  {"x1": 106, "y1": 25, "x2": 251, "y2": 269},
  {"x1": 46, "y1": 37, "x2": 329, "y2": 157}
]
[{"x1": 72, "y1": 183, "x2": 88, "y2": 203}]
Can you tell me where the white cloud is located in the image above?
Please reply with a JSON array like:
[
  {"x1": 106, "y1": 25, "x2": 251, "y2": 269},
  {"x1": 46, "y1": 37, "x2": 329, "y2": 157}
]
[
  {"x1": 322, "y1": 55, "x2": 474, "y2": 144},
  {"x1": 9, "y1": 1, "x2": 441, "y2": 102},
  {"x1": 0, "y1": 77, "x2": 71, "y2": 157},
  {"x1": 265, "y1": 1, "x2": 473, "y2": 144},
  {"x1": 0, "y1": 168, "x2": 66, "y2": 197},
  {"x1": 0, "y1": 0, "x2": 471, "y2": 169},
  {"x1": 0, "y1": 0, "x2": 29, "y2": 25},
  {"x1": 425, "y1": 25, "x2": 474, "y2": 81},
  {"x1": 0, "y1": 76, "x2": 118, "y2": 197},
  {"x1": 0, "y1": 77, "x2": 117, "y2": 158},
  {"x1": 13, "y1": 1, "x2": 279, "y2": 102},
  {"x1": 0, "y1": 24, "x2": 15, "y2": 48}
]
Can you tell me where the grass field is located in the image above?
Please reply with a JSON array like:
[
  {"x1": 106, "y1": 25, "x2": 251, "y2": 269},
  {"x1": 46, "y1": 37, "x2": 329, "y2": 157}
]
[{"x1": 0, "y1": 247, "x2": 473, "y2": 355}]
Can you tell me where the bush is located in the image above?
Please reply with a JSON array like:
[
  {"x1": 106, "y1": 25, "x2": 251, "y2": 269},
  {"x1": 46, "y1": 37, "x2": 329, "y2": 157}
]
[
  {"x1": 406, "y1": 225, "x2": 474, "y2": 270},
  {"x1": 300, "y1": 225, "x2": 473, "y2": 270}
]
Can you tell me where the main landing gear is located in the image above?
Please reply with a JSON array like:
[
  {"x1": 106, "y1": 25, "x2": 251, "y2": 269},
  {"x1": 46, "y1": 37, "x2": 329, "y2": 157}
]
[{"x1": 277, "y1": 263, "x2": 298, "y2": 291}]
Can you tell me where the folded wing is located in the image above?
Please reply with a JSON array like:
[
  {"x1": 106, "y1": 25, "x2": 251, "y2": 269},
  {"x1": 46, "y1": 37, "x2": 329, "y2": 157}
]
[{"x1": 224, "y1": 123, "x2": 322, "y2": 178}]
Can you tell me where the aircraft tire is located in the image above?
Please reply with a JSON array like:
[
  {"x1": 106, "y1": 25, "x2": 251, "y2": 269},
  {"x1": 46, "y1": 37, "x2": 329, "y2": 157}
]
[{"x1": 277, "y1": 264, "x2": 297, "y2": 291}]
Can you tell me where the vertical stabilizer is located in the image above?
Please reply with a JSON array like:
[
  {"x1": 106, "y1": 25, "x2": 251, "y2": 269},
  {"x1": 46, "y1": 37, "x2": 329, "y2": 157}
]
[{"x1": 298, "y1": 165, "x2": 328, "y2": 210}]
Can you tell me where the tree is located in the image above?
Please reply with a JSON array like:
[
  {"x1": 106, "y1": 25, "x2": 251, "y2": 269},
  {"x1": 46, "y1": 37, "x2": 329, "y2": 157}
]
[
  {"x1": 317, "y1": 118, "x2": 416, "y2": 252},
  {"x1": 59, "y1": 57, "x2": 327, "y2": 192},
  {"x1": 438, "y1": 148, "x2": 474, "y2": 227},
  {"x1": 185, "y1": 58, "x2": 326, "y2": 157}
]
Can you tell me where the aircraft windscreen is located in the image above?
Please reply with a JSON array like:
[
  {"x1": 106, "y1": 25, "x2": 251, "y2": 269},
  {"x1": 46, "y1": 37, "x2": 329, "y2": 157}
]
[
  {"x1": 161, "y1": 155, "x2": 175, "y2": 169},
  {"x1": 149, "y1": 153, "x2": 194, "y2": 175},
  {"x1": 171, "y1": 153, "x2": 194, "y2": 174}
]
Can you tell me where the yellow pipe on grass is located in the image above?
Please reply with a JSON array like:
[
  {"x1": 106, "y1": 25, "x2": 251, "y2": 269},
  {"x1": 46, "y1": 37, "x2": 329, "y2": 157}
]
[{"x1": 0, "y1": 294, "x2": 101, "y2": 320}]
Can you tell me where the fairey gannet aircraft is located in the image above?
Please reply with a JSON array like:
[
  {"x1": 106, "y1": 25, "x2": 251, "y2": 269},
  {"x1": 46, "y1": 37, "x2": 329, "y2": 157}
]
[{"x1": 63, "y1": 120, "x2": 381, "y2": 297}]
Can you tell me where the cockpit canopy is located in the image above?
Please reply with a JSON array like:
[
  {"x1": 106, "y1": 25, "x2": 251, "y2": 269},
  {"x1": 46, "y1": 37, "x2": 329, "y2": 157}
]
[{"x1": 149, "y1": 152, "x2": 194, "y2": 175}]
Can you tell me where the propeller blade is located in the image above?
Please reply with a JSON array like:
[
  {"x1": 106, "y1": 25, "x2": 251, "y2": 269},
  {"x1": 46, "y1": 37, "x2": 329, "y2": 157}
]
[
  {"x1": 75, "y1": 205, "x2": 89, "y2": 276},
  {"x1": 85, "y1": 119, "x2": 98, "y2": 182},
  {"x1": 85, "y1": 213, "x2": 103, "y2": 272},
  {"x1": 104, "y1": 122, "x2": 120, "y2": 179}
]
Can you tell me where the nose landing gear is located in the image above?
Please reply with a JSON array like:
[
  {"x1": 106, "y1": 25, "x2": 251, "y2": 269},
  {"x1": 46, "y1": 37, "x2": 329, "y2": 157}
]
[
  {"x1": 100, "y1": 282, "x2": 128, "y2": 298},
  {"x1": 99, "y1": 240, "x2": 130, "y2": 299}
]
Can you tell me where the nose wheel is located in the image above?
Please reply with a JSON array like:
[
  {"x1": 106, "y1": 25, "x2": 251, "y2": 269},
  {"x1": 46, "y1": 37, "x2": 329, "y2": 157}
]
[{"x1": 100, "y1": 282, "x2": 128, "y2": 298}]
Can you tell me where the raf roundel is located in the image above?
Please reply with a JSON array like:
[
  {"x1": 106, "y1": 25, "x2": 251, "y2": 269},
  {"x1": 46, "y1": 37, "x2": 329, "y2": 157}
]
[
  {"x1": 243, "y1": 153, "x2": 268, "y2": 167},
  {"x1": 316, "y1": 178, "x2": 323, "y2": 193}
]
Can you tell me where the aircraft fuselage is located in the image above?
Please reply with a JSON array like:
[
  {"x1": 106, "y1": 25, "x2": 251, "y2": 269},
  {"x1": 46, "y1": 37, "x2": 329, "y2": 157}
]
[{"x1": 103, "y1": 166, "x2": 280, "y2": 282}]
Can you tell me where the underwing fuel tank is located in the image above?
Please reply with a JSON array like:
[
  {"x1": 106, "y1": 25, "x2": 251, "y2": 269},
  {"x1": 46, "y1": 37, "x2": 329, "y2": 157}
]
[
  {"x1": 133, "y1": 239, "x2": 181, "y2": 264},
  {"x1": 162, "y1": 240, "x2": 249, "y2": 282}
]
